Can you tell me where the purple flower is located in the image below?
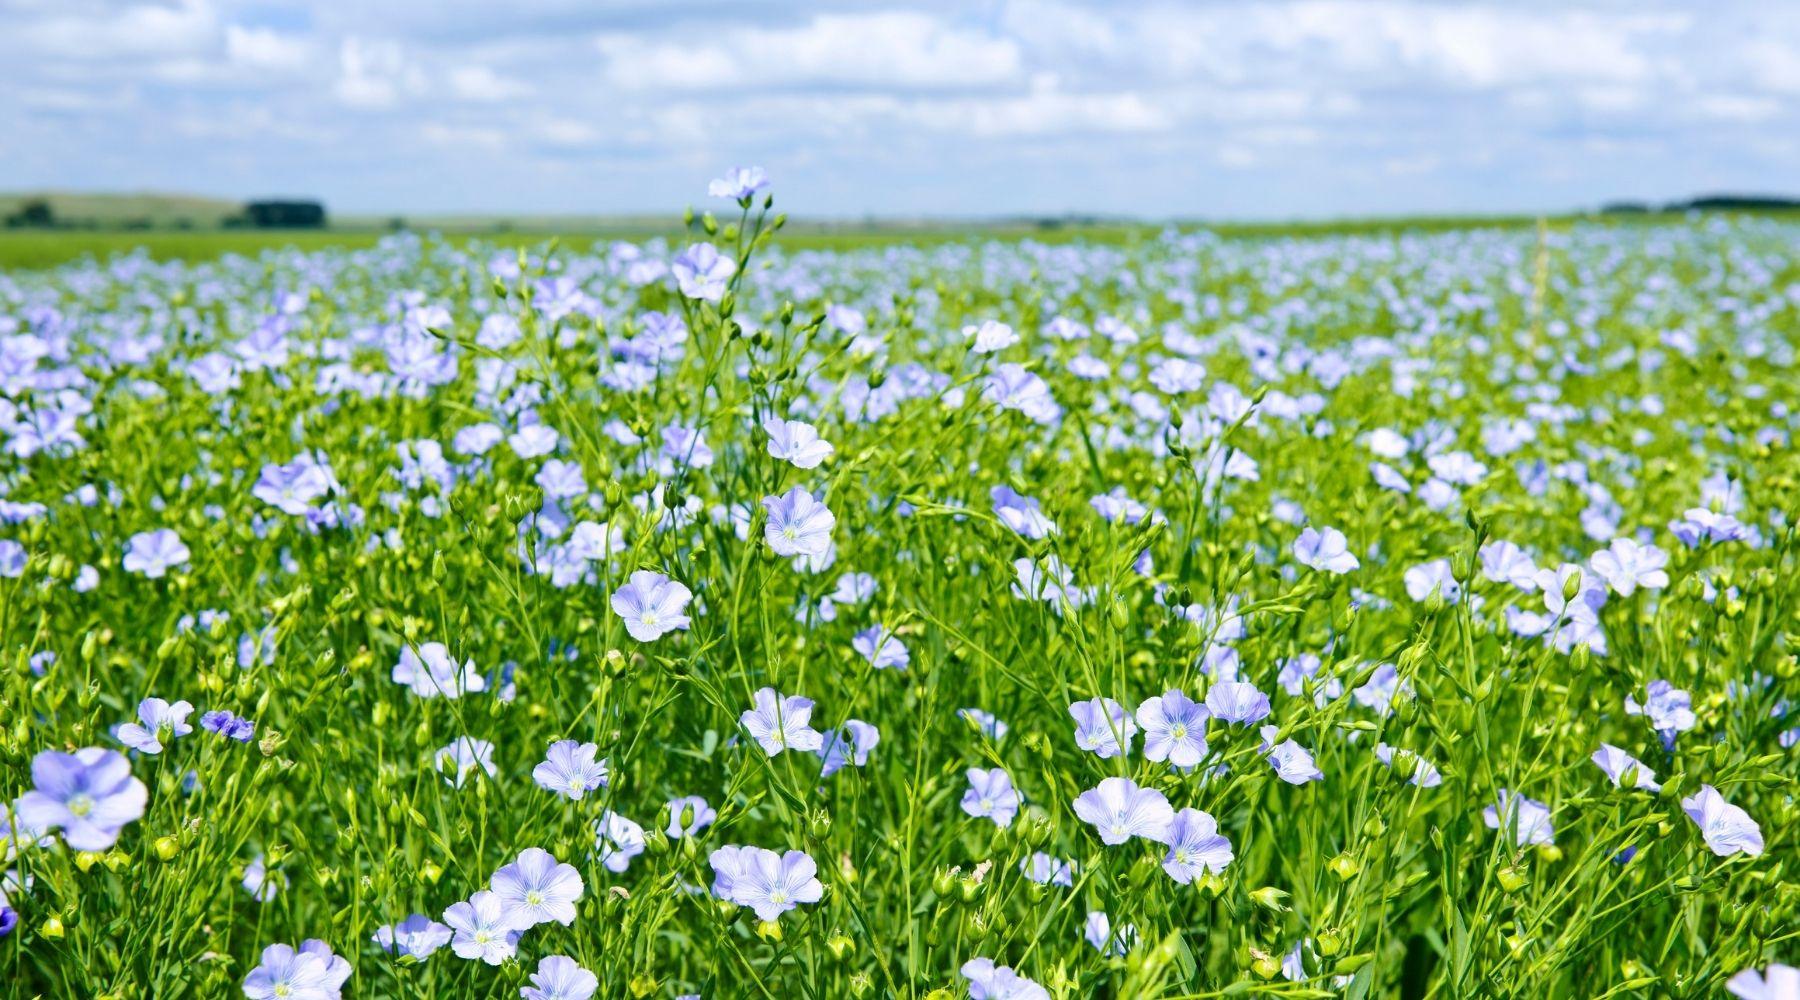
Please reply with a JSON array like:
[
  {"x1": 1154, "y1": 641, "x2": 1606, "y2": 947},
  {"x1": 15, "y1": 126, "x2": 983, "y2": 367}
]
[
  {"x1": 1084, "y1": 910, "x2": 1137, "y2": 956},
  {"x1": 1682, "y1": 784, "x2": 1764, "y2": 857},
  {"x1": 253, "y1": 457, "x2": 333, "y2": 515},
  {"x1": 991, "y1": 485, "x2": 1057, "y2": 539},
  {"x1": 1625, "y1": 680, "x2": 1696, "y2": 747},
  {"x1": 201, "y1": 710, "x2": 256, "y2": 743},
  {"x1": 1671, "y1": 507, "x2": 1748, "y2": 546},
  {"x1": 661, "y1": 425, "x2": 714, "y2": 469},
  {"x1": 595, "y1": 810, "x2": 647, "y2": 873},
  {"x1": 392, "y1": 642, "x2": 487, "y2": 699},
  {"x1": 372, "y1": 914, "x2": 452, "y2": 961},
  {"x1": 522, "y1": 955, "x2": 599, "y2": 1000},
  {"x1": 762, "y1": 487, "x2": 836, "y2": 558},
  {"x1": 712, "y1": 846, "x2": 823, "y2": 921},
  {"x1": 1403, "y1": 558, "x2": 1459, "y2": 603},
  {"x1": 242, "y1": 940, "x2": 351, "y2": 1000},
  {"x1": 491, "y1": 847, "x2": 584, "y2": 929},
  {"x1": 1277, "y1": 653, "x2": 1340, "y2": 705},
  {"x1": 817, "y1": 720, "x2": 879, "y2": 778},
  {"x1": 665, "y1": 795, "x2": 717, "y2": 838},
  {"x1": 958, "y1": 707, "x2": 1008, "y2": 740},
  {"x1": 963, "y1": 319, "x2": 1019, "y2": 354},
  {"x1": 1591, "y1": 743, "x2": 1661, "y2": 792},
  {"x1": 983, "y1": 363, "x2": 1060, "y2": 425},
  {"x1": 1293, "y1": 526, "x2": 1359, "y2": 574},
  {"x1": 961, "y1": 768, "x2": 1021, "y2": 828},
  {"x1": 1090, "y1": 486, "x2": 1149, "y2": 524},
  {"x1": 1161, "y1": 808, "x2": 1234, "y2": 883},
  {"x1": 1136, "y1": 690, "x2": 1210, "y2": 768},
  {"x1": 709, "y1": 844, "x2": 758, "y2": 901},
  {"x1": 1727, "y1": 963, "x2": 1800, "y2": 1000},
  {"x1": 609, "y1": 570, "x2": 693, "y2": 642},
  {"x1": 1374, "y1": 743, "x2": 1442, "y2": 787},
  {"x1": 1351, "y1": 663, "x2": 1406, "y2": 716},
  {"x1": 672, "y1": 243, "x2": 735, "y2": 302},
  {"x1": 1073, "y1": 777, "x2": 1174, "y2": 845},
  {"x1": 243, "y1": 854, "x2": 284, "y2": 902},
  {"x1": 535, "y1": 459, "x2": 587, "y2": 500},
  {"x1": 1479, "y1": 540, "x2": 1539, "y2": 589},
  {"x1": 18, "y1": 748, "x2": 148, "y2": 851},
  {"x1": 1260, "y1": 725, "x2": 1324, "y2": 784},
  {"x1": 763, "y1": 417, "x2": 834, "y2": 469},
  {"x1": 509, "y1": 424, "x2": 560, "y2": 459},
  {"x1": 1536, "y1": 563, "x2": 1606, "y2": 620},
  {"x1": 1484, "y1": 789, "x2": 1555, "y2": 847},
  {"x1": 0, "y1": 540, "x2": 24, "y2": 578},
  {"x1": 739, "y1": 687, "x2": 825, "y2": 756},
  {"x1": 444, "y1": 890, "x2": 521, "y2": 965},
  {"x1": 123, "y1": 528, "x2": 189, "y2": 578},
  {"x1": 434, "y1": 737, "x2": 496, "y2": 788},
  {"x1": 708, "y1": 166, "x2": 769, "y2": 201},
  {"x1": 852, "y1": 624, "x2": 909, "y2": 670},
  {"x1": 961, "y1": 957, "x2": 1050, "y2": 1000},
  {"x1": 1069, "y1": 697, "x2": 1136, "y2": 758},
  {"x1": 1205, "y1": 681, "x2": 1270, "y2": 725},
  {"x1": 1021, "y1": 852, "x2": 1073, "y2": 886},
  {"x1": 117, "y1": 697, "x2": 195, "y2": 754},
  {"x1": 1588, "y1": 538, "x2": 1668, "y2": 596},
  {"x1": 533, "y1": 740, "x2": 608, "y2": 800}
]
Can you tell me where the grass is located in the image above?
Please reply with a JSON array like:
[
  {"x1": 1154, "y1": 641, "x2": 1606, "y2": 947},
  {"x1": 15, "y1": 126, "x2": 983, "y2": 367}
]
[
  {"x1": 0, "y1": 199, "x2": 1795, "y2": 999},
  {"x1": 8, "y1": 209, "x2": 1797, "y2": 272}
]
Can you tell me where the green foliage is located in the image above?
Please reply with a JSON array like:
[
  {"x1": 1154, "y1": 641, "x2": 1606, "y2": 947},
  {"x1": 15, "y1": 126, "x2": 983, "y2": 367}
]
[{"x1": 0, "y1": 206, "x2": 1797, "y2": 1000}]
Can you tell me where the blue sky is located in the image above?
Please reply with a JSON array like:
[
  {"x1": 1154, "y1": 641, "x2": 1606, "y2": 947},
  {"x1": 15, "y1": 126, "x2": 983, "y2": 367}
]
[{"x1": 3, "y1": 0, "x2": 1798, "y2": 220}]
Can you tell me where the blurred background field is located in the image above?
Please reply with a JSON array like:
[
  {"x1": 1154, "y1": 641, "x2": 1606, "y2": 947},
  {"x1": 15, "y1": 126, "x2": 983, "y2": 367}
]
[{"x1": 5, "y1": 190, "x2": 1797, "y2": 271}]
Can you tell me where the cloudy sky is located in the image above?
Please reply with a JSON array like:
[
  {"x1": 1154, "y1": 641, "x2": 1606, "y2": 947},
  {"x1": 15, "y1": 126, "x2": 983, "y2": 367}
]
[{"x1": 4, "y1": 0, "x2": 1798, "y2": 220}]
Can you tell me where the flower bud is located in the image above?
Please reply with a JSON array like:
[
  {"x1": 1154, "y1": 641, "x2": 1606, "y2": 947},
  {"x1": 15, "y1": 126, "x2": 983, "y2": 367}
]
[
  {"x1": 827, "y1": 934, "x2": 855, "y2": 960},
  {"x1": 1249, "y1": 886, "x2": 1291, "y2": 912},
  {"x1": 1497, "y1": 865, "x2": 1529, "y2": 893},
  {"x1": 932, "y1": 868, "x2": 958, "y2": 898}
]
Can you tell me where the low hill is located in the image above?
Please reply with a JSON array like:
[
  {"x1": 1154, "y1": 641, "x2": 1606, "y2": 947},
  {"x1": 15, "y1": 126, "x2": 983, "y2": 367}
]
[{"x1": 0, "y1": 191, "x2": 241, "y2": 229}]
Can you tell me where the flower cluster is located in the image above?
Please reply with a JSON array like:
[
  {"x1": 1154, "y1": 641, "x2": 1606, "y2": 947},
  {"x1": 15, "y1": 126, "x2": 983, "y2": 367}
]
[{"x1": 1, "y1": 168, "x2": 1795, "y2": 998}]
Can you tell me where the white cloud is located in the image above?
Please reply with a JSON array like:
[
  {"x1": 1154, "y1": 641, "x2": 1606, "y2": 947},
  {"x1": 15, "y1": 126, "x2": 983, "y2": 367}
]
[
  {"x1": 420, "y1": 122, "x2": 507, "y2": 149},
  {"x1": 1, "y1": 0, "x2": 1796, "y2": 218},
  {"x1": 15, "y1": 0, "x2": 219, "y2": 61},
  {"x1": 896, "y1": 86, "x2": 1171, "y2": 138},
  {"x1": 446, "y1": 65, "x2": 533, "y2": 102},
  {"x1": 226, "y1": 26, "x2": 312, "y2": 73},
  {"x1": 334, "y1": 37, "x2": 426, "y2": 110},
  {"x1": 597, "y1": 11, "x2": 1024, "y2": 90}
]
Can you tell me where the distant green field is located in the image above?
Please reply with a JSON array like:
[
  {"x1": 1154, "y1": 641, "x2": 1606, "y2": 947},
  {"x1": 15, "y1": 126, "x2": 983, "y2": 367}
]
[
  {"x1": 0, "y1": 224, "x2": 1160, "y2": 270},
  {"x1": 2, "y1": 211, "x2": 1789, "y2": 271}
]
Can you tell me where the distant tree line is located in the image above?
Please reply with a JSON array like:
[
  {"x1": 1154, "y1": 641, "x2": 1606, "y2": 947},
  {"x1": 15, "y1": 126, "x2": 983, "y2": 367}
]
[
  {"x1": 223, "y1": 201, "x2": 328, "y2": 229},
  {"x1": 3, "y1": 198, "x2": 55, "y2": 228},
  {"x1": 5, "y1": 197, "x2": 329, "y2": 230},
  {"x1": 1601, "y1": 194, "x2": 1800, "y2": 214}
]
